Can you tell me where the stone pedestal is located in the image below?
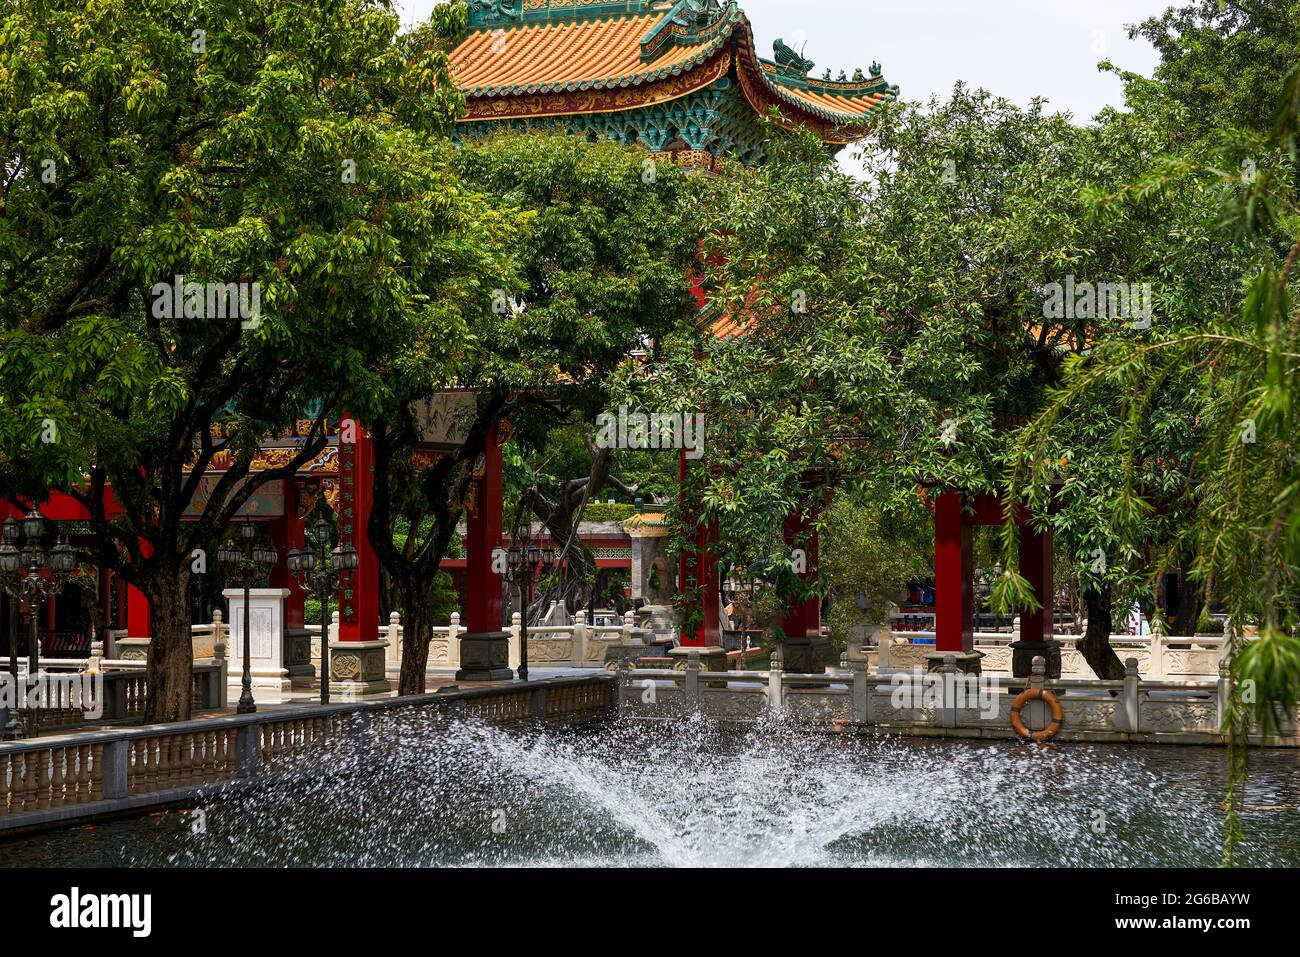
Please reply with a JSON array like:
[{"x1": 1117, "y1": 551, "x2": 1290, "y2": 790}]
[
  {"x1": 328, "y1": 640, "x2": 391, "y2": 697},
  {"x1": 456, "y1": 631, "x2": 513, "y2": 681},
  {"x1": 668, "y1": 644, "x2": 728, "y2": 672},
  {"x1": 924, "y1": 650, "x2": 984, "y2": 676},
  {"x1": 780, "y1": 636, "x2": 832, "y2": 674},
  {"x1": 223, "y1": 588, "x2": 292, "y2": 702},
  {"x1": 1010, "y1": 639, "x2": 1062, "y2": 680},
  {"x1": 284, "y1": 628, "x2": 315, "y2": 684}
]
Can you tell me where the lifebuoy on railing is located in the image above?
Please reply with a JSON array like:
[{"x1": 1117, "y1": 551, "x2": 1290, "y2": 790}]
[{"x1": 1010, "y1": 687, "x2": 1063, "y2": 742}]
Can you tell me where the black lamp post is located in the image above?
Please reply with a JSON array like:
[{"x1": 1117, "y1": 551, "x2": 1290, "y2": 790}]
[
  {"x1": 218, "y1": 519, "x2": 278, "y2": 715},
  {"x1": 502, "y1": 536, "x2": 557, "y2": 682},
  {"x1": 0, "y1": 509, "x2": 76, "y2": 740},
  {"x1": 286, "y1": 517, "x2": 358, "y2": 706}
]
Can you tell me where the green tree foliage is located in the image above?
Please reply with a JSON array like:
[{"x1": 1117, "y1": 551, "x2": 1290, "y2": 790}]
[{"x1": 0, "y1": 0, "x2": 483, "y2": 720}]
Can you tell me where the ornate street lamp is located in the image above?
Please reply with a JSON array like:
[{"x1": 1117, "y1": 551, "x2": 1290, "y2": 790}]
[
  {"x1": 286, "y1": 516, "x2": 357, "y2": 706},
  {"x1": 502, "y1": 535, "x2": 557, "y2": 682},
  {"x1": 218, "y1": 518, "x2": 278, "y2": 714},
  {"x1": 0, "y1": 510, "x2": 76, "y2": 740}
]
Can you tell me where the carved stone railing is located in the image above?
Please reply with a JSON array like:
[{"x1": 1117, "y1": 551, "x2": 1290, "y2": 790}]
[
  {"x1": 0, "y1": 673, "x2": 616, "y2": 832},
  {"x1": 1, "y1": 661, "x2": 226, "y2": 733},
  {"x1": 617, "y1": 650, "x2": 1299, "y2": 747},
  {"x1": 881, "y1": 630, "x2": 1231, "y2": 679},
  {"x1": 503, "y1": 610, "x2": 639, "y2": 669}
]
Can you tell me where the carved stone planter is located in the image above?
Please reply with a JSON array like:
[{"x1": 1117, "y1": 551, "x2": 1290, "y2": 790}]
[{"x1": 1010, "y1": 639, "x2": 1062, "y2": 679}]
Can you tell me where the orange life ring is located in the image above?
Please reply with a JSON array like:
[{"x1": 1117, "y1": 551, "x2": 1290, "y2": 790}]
[{"x1": 1010, "y1": 687, "x2": 1063, "y2": 742}]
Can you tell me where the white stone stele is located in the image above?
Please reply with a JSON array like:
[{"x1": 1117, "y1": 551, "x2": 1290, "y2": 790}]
[{"x1": 223, "y1": 588, "x2": 292, "y2": 702}]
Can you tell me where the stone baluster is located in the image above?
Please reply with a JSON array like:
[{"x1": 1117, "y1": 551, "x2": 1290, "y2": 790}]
[
  {"x1": 1121, "y1": 657, "x2": 1141, "y2": 733},
  {"x1": 849, "y1": 645, "x2": 869, "y2": 725},
  {"x1": 329, "y1": 610, "x2": 340, "y2": 644},
  {"x1": 621, "y1": 610, "x2": 635, "y2": 642},
  {"x1": 385, "y1": 611, "x2": 401, "y2": 669},
  {"x1": 1149, "y1": 618, "x2": 1166, "y2": 678},
  {"x1": 212, "y1": 610, "x2": 228, "y2": 709},
  {"x1": 446, "y1": 612, "x2": 461, "y2": 667},
  {"x1": 572, "y1": 618, "x2": 588, "y2": 666},
  {"x1": 1215, "y1": 660, "x2": 1230, "y2": 733},
  {"x1": 508, "y1": 612, "x2": 522, "y2": 669},
  {"x1": 684, "y1": 647, "x2": 701, "y2": 708},
  {"x1": 768, "y1": 647, "x2": 784, "y2": 713},
  {"x1": 876, "y1": 629, "x2": 891, "y2": 673}
]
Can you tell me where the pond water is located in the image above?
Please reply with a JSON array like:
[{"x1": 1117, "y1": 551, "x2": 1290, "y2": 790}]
[{"x1": 3, "y1": 714, "x2": 1298, "y2": 867}]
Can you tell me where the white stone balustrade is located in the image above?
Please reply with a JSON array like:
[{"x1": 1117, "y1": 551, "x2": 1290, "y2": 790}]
[{"x1": 880, "y1": 630, "x2": 1232, "y2": 679}]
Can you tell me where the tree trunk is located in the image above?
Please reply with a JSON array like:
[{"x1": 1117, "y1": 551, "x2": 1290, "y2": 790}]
[
  {"x1": 397, "y1": 581, "x2": 433, "y2": 696},
  {"x1": 1169, "y1": 563, "x2": 1197, "y2": 636},
  {"x1": 143, "y1": 571, "x2": 194, "y2": 723},
  {"x1": 1079, "y1": 583, "x2": 1125, "y2": 680}
]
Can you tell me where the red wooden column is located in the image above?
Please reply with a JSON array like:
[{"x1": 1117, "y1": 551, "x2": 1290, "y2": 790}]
[
  {"x1": 465, "y1": 421, "x2": 504, "y2": 634},
  {"x1": 934, "y1": 490, "x2": 973, "y2": 653},
  {"x1": 677, "y1": 450, "x2": 720, "y2": 647},
  {"x1": 778, "y1": 509, "x2": 820, "y2": 639},
  {"x1": 457, "y1": 421, "x2": 513, "y2": 681},
  {"x1": 127, "y1": 538, "x2": 152, "y2": 640},
  {"x1": 338, "y1": 424, "x2": 379, "y2": 642},
  {"x1": 269, "y1": 479, "x2": 306, "y2": 631},
  {"x1": 1018, "y1": 522, "x2": 1054, "y2": 641}
]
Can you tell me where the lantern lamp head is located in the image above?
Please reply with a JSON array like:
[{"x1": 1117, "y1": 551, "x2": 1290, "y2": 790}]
[
  {"x1": 50, "y1": 538, "x2": 75, "y2": 575},
  {"x1": 312, "y1": 518, "x2": 332, "y2": 546},
  {"x1": 299, "y1": 548, "x2": 317, "y2": 572},
  {"x1": 1, "y1": 517, "x2": 17, "y2": 545},
  {"x1": 336, "y1": 543, "x2": 359, "y2": 571},
  {"x1": 240, "y1": 519, "x2": 256, "y2": 541},
  {"x1": 22, "y1": 509, "x2": 43, "y2": 542},
  {"x1": 286, "y1": 547, "x2": 302, "y2": 574},
  {"x1": 0, "y1": 544, "x2": 19, "y2": 575}
]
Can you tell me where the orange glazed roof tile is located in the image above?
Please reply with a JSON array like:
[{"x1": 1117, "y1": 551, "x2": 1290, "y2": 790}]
[{"x1": 451, "y1": 13, "x2": 727, "y2": 97}]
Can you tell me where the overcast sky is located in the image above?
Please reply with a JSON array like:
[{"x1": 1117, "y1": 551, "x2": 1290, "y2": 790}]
[{"x1": 396, "y1": 0, "x2": 1181, "y2": 172}]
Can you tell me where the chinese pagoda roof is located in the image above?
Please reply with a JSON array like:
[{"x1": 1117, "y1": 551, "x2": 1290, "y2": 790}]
[{"x1": 451, "y1": 0, "x2": 897, "y2": 145}]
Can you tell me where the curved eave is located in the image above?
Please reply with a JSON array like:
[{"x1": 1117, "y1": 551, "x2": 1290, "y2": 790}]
[{"x1": 757, "y1": 61, "x2": 892, "y2": 125}]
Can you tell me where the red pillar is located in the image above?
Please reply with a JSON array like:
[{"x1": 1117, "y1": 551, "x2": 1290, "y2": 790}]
[
  {"x1": 465, "y1": 421, "x2": 504, "y2": 634},
  {"x1": 934, "y1": 490, "x2": 973, "y2": 653},
  {"x1": 269, "y1": 479, "x2": 306, "y2": 631},
  {"x1": 127, "y1": 538, "x2": 152, "y2": 640},
  {"x1": 1018, "y1": 522, "x2": 1054, "y2": 640},
  {"x1": 678, "y1": 450, "x2": 720, "y2": 646},
  {"x1": 338, "y1": 423, "x2": 379, "y2": 641},
  {"x1": 778, "y1": 509, "x2": 820, "y2": 639}
]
